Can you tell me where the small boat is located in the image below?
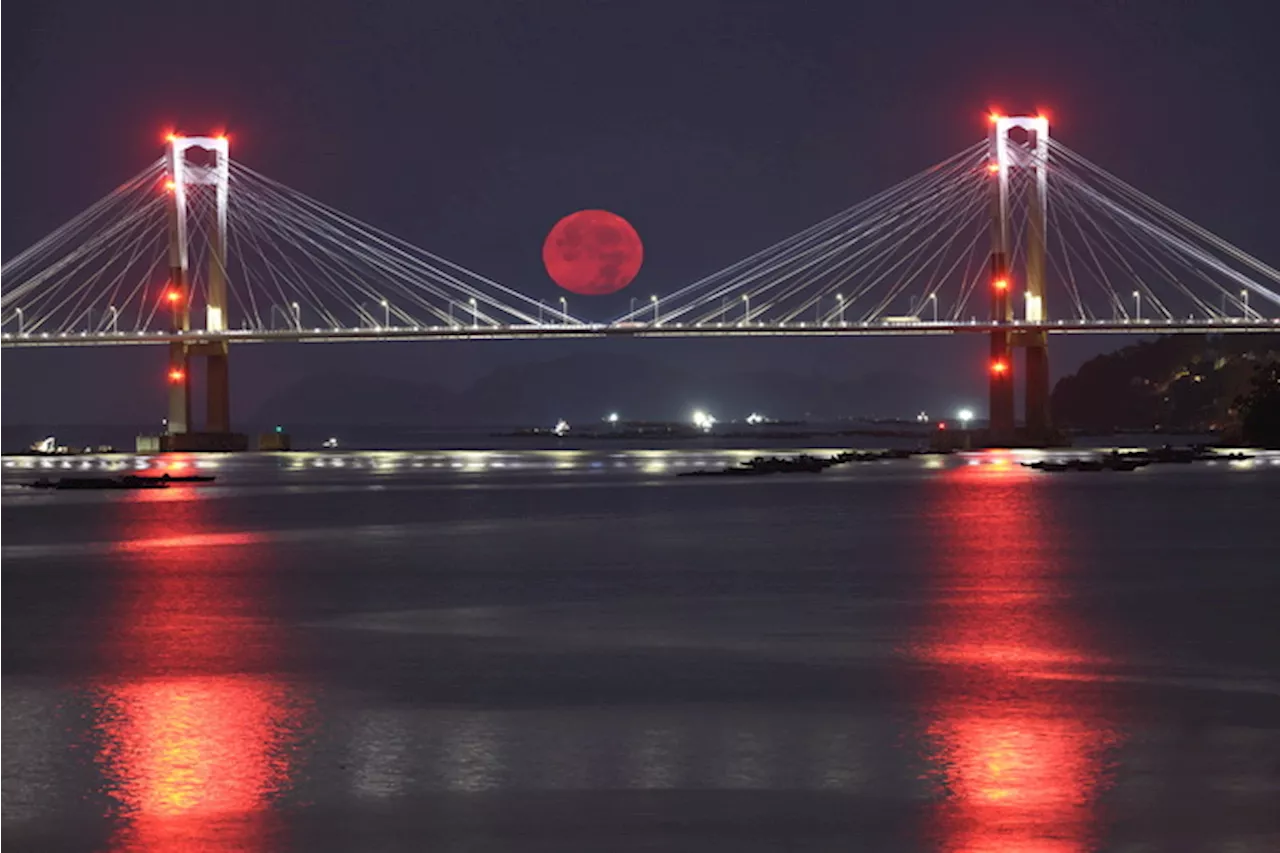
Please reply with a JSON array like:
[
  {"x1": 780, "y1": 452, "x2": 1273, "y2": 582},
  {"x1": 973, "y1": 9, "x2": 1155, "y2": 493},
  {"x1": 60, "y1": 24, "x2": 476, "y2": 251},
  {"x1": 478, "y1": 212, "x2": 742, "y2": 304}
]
[
  {"x1": 24, "y1": 476, "x2": 169, "y2": 490},
  {"x1": 741, "y1": 455, "x2": 830, "y2": 473},
  {"x1": 1022, "y1": 454, "x2": 1149, "y2": 473},
  {"x1": 679, "y1": 454, "x2": 832, "y2": 478},
  {"x1": 677, "y1": 467, "x2": 760, "y2": 478},
  {"x1": 831, "y1": 449, "x2": 915, "y2": 464},
  {"x1": 1146, "y1": 446, "x2": 1196, "y2": 464},
  {"x1": 126, "y1": 473, "x2": 216, "y2": 484},
  {"x1": 1022, "y1": 460, "x2": 1074, "y2": 472}
]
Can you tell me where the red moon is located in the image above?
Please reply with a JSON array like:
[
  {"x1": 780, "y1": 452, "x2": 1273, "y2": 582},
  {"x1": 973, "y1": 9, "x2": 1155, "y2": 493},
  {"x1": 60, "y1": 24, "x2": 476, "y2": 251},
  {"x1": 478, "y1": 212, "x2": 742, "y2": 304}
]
[{"x1": 542, "y1": 209, "x2": 644, "y2": 295}]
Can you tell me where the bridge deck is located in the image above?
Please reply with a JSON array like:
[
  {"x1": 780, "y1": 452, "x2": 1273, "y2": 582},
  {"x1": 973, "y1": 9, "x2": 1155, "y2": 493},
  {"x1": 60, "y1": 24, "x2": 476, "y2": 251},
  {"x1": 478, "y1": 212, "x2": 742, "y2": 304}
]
[{"x1": 2, "y1": 319, "x2": 1276, "y2": 348}]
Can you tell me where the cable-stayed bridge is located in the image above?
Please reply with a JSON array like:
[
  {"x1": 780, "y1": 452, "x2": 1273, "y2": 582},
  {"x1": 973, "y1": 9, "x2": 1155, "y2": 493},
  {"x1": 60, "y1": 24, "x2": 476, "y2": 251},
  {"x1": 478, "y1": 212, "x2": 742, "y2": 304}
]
[{"x1": 3, "y1": 117, "x2": 1278, "y2": 442}]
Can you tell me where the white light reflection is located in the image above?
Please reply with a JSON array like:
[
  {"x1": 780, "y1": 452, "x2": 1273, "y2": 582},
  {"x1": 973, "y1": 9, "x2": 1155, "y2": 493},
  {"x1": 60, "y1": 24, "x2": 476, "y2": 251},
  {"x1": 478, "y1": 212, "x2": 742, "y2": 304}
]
[
  {"x1": 628, "y1": 726, "x2": 682, "y2": 790},
  {"x1": 808, "y1": 727, "x2": 867, "y2": 792},
  {"x1": 441, "y1": 717, "x2": 504, "y2": 792},
  {"x1": 350, "y1": 712, "x2": 412, "y2": 800},
  {"x1": 0, "y1": 686, "x2": 61, "y2": 822},
  {"x1": 718, "y1": 727, "x2": 772, "y2": 790}
]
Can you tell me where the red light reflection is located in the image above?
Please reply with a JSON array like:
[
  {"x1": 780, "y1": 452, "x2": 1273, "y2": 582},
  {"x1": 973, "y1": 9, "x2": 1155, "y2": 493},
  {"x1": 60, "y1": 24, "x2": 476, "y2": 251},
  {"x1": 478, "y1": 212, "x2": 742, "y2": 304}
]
[
  {"x1": 96, "y1": 676, "x2": 299, "y2": 848},
  {"x1": 93, "y1": 494, "x2": 307, "y2": 851},
  {"x1": 914, "y1": 462, "x2": 1122, "y2": 852}
]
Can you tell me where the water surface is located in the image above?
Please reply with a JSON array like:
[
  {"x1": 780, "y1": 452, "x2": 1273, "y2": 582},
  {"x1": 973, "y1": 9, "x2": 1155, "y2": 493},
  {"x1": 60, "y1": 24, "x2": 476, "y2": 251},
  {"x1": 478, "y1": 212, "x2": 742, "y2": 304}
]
[{"x1": 4, "y1": 450, "x2": 1279, "y2": 851}]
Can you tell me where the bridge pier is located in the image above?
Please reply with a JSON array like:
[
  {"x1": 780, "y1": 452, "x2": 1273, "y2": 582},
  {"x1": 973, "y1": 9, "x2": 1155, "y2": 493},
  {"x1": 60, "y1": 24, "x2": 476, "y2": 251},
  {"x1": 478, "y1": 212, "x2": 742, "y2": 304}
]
[
  {"x1": 987, "y1": 248, "x2": 1015, "y2": 437},
  {"x1": 987, "y1": 114, "x2": 1057, "y2": 445},
  {"x1": 988, "y1": 329, "x2": 1015, "y2": 436},
  {"x1": 158, "y1": 134, "x2": 242, "y2": 449},
  {"x1": 167, "y1": 341, "x2": 191, "y2": 434},
  {"x1": 1024, "y1": 333, "x2": 1051, "y2": 437},
  {"x1": 206, "y1": 346, "x2": 231, "y2": 433}
]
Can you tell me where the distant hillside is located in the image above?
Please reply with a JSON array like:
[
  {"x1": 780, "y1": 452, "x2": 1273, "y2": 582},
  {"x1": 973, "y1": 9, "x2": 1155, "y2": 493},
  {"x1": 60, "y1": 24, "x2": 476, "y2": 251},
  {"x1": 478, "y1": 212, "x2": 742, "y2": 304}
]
[
  {"x1": 1050, "y1": 334, "x2": 1280, "y2": 432},
  {"x1": 251, "y1": 353, "x2": 955, "y2": 426}
]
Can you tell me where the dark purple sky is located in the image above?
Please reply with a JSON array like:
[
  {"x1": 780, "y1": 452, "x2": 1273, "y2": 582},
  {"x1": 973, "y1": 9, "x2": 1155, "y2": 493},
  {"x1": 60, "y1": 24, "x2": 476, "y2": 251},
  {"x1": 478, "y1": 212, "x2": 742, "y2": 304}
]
[{"x1": 4, "y1": 0, "x2": 1278, "y2": 426}]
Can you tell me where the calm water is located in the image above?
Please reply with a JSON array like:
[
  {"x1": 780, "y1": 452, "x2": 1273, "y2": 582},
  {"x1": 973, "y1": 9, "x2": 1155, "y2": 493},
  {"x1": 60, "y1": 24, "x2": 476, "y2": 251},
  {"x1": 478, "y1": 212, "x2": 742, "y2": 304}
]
[{"x1": 3, "y1": 449, "x2": 1279, "y2": 851}]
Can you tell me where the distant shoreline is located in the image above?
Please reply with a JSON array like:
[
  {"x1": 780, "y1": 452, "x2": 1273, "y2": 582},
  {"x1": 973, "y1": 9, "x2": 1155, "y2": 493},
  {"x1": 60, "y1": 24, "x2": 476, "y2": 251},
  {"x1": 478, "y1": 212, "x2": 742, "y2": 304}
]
[{"x1": 1, "y1": 420, "x2": 1230, "y2": 455}]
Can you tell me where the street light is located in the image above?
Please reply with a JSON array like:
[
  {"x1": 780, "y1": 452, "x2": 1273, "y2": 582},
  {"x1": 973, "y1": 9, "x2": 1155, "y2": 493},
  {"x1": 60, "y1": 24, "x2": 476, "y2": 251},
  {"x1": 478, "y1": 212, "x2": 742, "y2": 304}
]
[
  {"x1": 958, "y1": 408, "x2": 974, "y2": 428},
  {"x1": 928, "y1": 292, "x2": 938, "y2": 322},
  {"x1": 742, "y1": 294, "x2": 750, "y2": 325},
  {"x1": 13, "y1": 307, "x2": 22, "y2": 336},
  {"x1": 1241, "y1": 289, "x2": 1250, "y2": 317},
  {"x1": 836, "y1": 293, "x2": 845, "y2": 325},
  {"x1": 108, "y1": 305, "x2": 118, "y2": 334},
  {"x1": 1132, "y1": 290, "x2": 1141, "y2": 321},
  {"x1": 607, "y1": 412, "x2": 619, "y2": 424},
  {"x1": 469, "y1": 296, "x2": 478, "y2": 329},
  {"x1": 559, "y1": 296, "x2": 567, "y2": 323},
  {"x1": 380, "y1": 298, "x2": 390, "y2": 328},
  {"x1": 291, "y1": 300, "x2": 301, "y2": 330},
  {"x1": 651, "y1": 294, "x2": 659, "y2": 324}
]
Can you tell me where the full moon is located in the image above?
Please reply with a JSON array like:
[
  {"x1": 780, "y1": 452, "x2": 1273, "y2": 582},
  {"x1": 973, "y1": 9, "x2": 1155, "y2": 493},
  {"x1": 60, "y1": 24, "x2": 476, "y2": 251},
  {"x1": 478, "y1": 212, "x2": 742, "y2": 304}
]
[{"x1": 542, "y1": 209, "x2": 643, "y2": 296}]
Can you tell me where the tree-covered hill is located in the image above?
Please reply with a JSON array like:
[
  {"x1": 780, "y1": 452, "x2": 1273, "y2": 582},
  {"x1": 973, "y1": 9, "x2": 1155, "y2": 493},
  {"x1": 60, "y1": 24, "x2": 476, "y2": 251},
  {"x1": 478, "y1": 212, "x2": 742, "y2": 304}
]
[{"x1": 1051, "y1": 334, "x2": 1280, "y2": 433}]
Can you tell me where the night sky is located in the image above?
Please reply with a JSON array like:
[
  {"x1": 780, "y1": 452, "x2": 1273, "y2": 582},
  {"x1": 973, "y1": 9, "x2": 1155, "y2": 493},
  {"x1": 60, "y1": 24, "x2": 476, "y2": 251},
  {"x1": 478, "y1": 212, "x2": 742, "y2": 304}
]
[{"x1": 4, "y1": 0, "x2": 1278, "y2": 427}]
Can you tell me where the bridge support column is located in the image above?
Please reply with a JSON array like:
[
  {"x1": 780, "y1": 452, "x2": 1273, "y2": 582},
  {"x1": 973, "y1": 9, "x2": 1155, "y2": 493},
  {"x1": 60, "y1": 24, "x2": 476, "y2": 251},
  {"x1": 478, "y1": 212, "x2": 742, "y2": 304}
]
[
  {"x1": 1025, "y1": 333, "x2": 1051, "y2": 437},
  {"x1": 167, "y1": 341, "x2": 190, "y2": 434},
  {"x1": 989, "y1": 330, "x2": 1015, "y2": 436},
  {"x1": 1022, "y1": 116, "x2": 1052, "y2": 440},
  {"x1": 203, "y1": 140, "x2": 231, "y2": 434},
  {"x1": 163, "y1": 133, "x2": 235, "y2": 441},
  {"x1": 206, "y1": 345, "x2": 230, "y2": 433},
  {"x1": 987, "y1": 249, "x2": 1015, "y2": 437},
  {"x1": 988, "y1": 113, "x2": 1055, "y2": 444},
  {"x1": 166, "y1": 136, "x2": 192, "y2": 437}
]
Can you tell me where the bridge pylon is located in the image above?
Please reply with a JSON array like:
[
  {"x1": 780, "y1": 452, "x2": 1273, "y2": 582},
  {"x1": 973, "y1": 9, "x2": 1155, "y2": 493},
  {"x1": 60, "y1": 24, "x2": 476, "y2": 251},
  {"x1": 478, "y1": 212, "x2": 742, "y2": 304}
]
[
  {"x1": 987, "y1": 252, "x2": 1015, "y2": 435},
  {"x1": 988, "y1": 114, "x2": 1053, "y2": 442},
  {"x1": 164, "y1": 134, "x2": 234, "y2": 442}
]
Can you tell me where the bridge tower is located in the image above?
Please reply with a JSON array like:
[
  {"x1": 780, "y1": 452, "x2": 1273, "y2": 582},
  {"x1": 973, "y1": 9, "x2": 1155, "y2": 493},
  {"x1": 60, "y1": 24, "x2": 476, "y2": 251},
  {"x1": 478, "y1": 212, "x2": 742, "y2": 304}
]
[
  {"x1": 164, "y1": 135, "x2": 231, "y2": 438},
  {"x1": 988, "y1": 115, "x2": 1051, "y2": 440}
]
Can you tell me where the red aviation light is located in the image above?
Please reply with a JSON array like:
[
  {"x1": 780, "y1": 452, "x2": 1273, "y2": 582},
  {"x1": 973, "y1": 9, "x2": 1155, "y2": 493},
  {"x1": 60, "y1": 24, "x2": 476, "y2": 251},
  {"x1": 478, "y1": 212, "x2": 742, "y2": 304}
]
[
  {"x1": 993, "y1": 278, "x2": 1009, "y2": 292},
  {"x1": 986, "y1": 162, "x2": 1001, "y2": 174},
  {"x1": 991, "y1": 359, "x2": 1010, "y2": 376},
  {"x1": 168, "y1": 368, "x2": 186, "y2": 383},
  {"x1": 165, "y1": 289, "x2": 182, "y2": 304},
  {"x1": 163, "y1": 179, "x2": 177, "y2": 193}
]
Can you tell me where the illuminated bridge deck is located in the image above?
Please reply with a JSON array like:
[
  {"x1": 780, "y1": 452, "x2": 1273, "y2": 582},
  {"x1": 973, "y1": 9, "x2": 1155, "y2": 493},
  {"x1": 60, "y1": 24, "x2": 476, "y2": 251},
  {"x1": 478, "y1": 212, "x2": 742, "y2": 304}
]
[{"x1": 4, "y1": 317, "x2": 1277, "y2": 348}]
